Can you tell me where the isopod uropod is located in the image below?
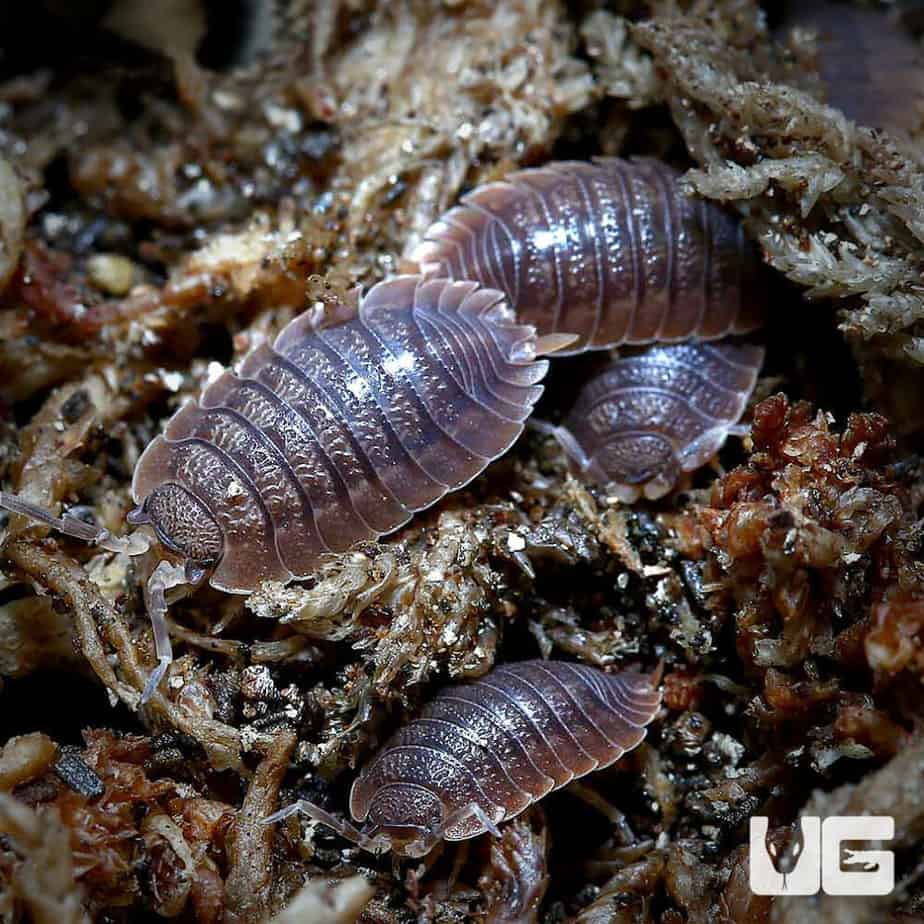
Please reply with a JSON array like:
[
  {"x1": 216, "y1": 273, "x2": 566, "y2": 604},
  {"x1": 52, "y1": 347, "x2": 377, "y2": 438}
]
[{"x1": 266, "y1": 660, "x2": 662, "y2": 858}]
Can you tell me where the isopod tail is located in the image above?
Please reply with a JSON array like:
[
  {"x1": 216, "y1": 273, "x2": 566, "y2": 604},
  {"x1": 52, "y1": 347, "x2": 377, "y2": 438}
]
[{"x1": 531, "y1": 332, "x2": 580, "y2": 358}]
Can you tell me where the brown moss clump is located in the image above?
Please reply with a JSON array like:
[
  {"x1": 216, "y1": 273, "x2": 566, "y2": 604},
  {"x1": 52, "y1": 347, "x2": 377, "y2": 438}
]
[
  {"x1": 10, "y1": 730, "x2": 232, "y2": 919},
  {"x1": 677, "y1": 394, "x2": 914, "y2": 646},
  {"x1": 0, "y1": 793, "x2": 88, "y2": 924},
  {"x1": 0, "y1": 727, "x2": 314, "y2": 922},
  {"x1": 631, "y1": 394, "x2": 924, "y2": 921},
  {"x1": 670, "y1": 393, "x2": 922, "y2": 770},
  {"x1": 698, "y1": 398, "x2": 915, "y2": 631}
]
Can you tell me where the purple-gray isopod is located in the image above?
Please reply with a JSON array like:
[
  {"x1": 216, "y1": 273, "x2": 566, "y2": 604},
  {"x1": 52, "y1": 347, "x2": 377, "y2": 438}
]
[
  {"x1": 544, "y1": 342, "x2": 765, "y2": 502},
  {"x1": 127, "y1": 274, "x2": 565, "y2": 594},
  {"x1": 267, "y1": 659, "x2": 662, "y2": 857},
  {"x1": 412, "y1": 157, "x2": 766, "y2": 354},
  {"x1": 1, "y1": 275, "x2": 569, "y2": 699}
]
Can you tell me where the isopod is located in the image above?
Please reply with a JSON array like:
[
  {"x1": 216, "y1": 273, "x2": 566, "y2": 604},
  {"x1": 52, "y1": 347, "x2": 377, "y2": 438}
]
[
  {"x1": 412, "y1": 158, "x2": 765, "y2": 354},
  {"x1": 541, "y1": 342, "x2": 765, "y2": 501},
  {"x1": 266, "y1": 659, "x2": 661, "y2": 858},
  {"x1": 1, "y1": 275, "x2": 571, "y2": 700}
]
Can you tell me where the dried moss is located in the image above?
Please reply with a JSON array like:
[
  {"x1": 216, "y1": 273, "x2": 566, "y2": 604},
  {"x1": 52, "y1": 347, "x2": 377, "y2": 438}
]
[{"x1": 633, "y1": 10, "x2": 924, "y2": 429}]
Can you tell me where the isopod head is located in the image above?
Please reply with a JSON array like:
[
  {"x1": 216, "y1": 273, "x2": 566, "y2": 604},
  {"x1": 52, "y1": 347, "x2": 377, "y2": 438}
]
[
  {"x1": 586, "y1": 432, "x2": 680, "y2": 498},
  {"x1": 128, "y1": 482, "x2": 224, "y2": 566},
  {"x1": 351, "y1": 781, "x2": 445, "y2": 858}
]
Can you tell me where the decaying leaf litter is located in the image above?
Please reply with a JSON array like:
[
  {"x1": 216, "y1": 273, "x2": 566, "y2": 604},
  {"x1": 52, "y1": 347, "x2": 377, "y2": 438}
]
[{"x1": 1, "y1": 1, "x2": 924, "y2": 921}]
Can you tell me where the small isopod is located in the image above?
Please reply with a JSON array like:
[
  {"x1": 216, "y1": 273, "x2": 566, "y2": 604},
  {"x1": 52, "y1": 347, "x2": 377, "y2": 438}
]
[
  {"x1": 538, "y1": 342, "x2": 765, "y2": 501},
  {"x1": 266, "y1": 659, "x2": 661, "y2": 857},
  {"x1": 1, "y1": 276, "x2": 571, "y2": 699},
  {"x1": 412, "y1": 158, "x2": 765, "y2": 354}
]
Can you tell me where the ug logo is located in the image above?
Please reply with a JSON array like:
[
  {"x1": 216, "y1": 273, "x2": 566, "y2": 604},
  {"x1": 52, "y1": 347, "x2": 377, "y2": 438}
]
[{"x1": 749, "y1": 816, "x2": 894, "y2": 896}]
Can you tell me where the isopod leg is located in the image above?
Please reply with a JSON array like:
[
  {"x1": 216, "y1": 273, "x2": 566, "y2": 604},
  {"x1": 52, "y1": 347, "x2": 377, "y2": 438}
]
[
  {"x1": 526, "y1": 420, "x2": 593, "y2": 473},
  {"x1": 471, "y1": 803, "x2": 502, "y2": 838},
  {"x1": 263, "y1": 799, "x2": 385, "y2": 854},
  {"x1": 0, "y1": 491, "x2": 151, "y2": 555},
  {"x1": 642, "y1": 470, "x2": 680, "y2": 501},
  {"x1": 566, "y1": 780, "x2": 635, "y2": 844},
  {"x1": 405, "y1": 840, "x2": 446, "y2": 898},
  {"x1": 141, "y1": 560, "x2": 188, "y2": 704}
]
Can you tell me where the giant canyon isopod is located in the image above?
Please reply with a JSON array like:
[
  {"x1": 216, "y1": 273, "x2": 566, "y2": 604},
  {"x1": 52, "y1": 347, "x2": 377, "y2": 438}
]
[
  {"x1": 413, "y1": 157, "x2": 765, "y2": 353},
  {"x1": 267, "y1": 659, "x2": 662, "y2": 857},
  {"x1": 544, "y1": 342, "x2": 765, "y2": 501}
]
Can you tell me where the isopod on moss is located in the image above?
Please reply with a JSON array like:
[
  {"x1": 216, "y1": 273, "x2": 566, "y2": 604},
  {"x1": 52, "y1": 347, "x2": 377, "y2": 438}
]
[
  {"x1": 412, "y1": 157, "x2": 765, "y2": 354},
  {"x1": 266, "y1": 659, "x2": 662, "y2": 857},
  {"x1": 539, "y1": 342, "x2": 765, "y2": 501},
  {"x1": 2, "y1": 158, "x2": 766, "y2": 702},
  {"x1": 1, "y1": 276, "x2": 572, "y2": 700}
]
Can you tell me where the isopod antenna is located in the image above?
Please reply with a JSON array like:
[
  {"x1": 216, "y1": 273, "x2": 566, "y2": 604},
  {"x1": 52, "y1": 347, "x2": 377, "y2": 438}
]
[{"x1": 0, "y1": 490, "x2": 192, "y2": 704}]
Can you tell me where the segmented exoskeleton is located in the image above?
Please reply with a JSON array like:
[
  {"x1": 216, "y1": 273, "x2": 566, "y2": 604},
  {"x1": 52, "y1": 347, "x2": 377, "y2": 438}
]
[
  {"x1": 413, "y1": 158, "x2": 765, "y2": 354},
  {"x1": 267, "y1": 659, "x2": 662, "y2": 858},
  {"x1": 129, "y1": 275, "x2": 561, "y2": 594}
]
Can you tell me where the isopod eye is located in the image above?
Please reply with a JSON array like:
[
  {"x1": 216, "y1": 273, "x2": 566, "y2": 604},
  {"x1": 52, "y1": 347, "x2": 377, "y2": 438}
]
[{"x1": 135, "y1": 483, "x2": 224, "y2": 565}]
